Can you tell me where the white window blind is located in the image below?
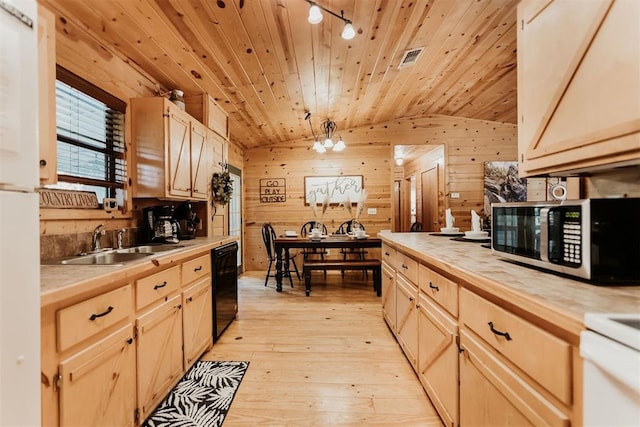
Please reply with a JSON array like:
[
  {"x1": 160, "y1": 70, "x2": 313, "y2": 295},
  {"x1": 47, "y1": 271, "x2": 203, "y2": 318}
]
[{"x1": 53, "y1": 77, "x2": 126, "y2": 203}]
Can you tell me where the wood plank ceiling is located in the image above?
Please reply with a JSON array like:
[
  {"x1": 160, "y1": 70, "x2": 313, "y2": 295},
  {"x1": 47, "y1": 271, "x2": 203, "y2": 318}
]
[{"x1": 47, "y1": 0, "x2": 519, "y2": 151}]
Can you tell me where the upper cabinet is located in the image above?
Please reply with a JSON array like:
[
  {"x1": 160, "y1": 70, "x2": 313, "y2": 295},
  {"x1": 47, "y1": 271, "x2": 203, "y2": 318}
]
[
  {"x1": 131, "y1": 97, "x2": 209, "y2": 200},
  {"x1": 185, "y1": 94, "x2": 229, "y2": 140},
  {"x1": 37, "y1": 4, "x2": 57, "y2": 185},
  {"x1": 517, "y1": 0, "x2": 640, "y2": 177}
]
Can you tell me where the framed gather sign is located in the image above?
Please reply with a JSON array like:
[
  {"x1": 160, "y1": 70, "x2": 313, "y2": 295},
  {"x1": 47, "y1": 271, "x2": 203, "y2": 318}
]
[{"x1": 304, "y1": 175, "x2": 363, "y2": 205}]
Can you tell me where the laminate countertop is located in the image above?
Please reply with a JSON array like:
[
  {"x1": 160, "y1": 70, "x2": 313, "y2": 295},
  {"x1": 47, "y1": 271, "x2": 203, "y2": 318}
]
[
  {"x1": 378, "y1": 230, "x2": 640, "y2": 341},
  {"x1": 40, "y1": 236, "x2": 237, "y2": 307}
]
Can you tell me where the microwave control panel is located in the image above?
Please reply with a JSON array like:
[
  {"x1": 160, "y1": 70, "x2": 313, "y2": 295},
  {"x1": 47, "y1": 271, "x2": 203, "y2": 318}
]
[{"x1": 560, "y1": 208, "x2": 582, "y2": 266}]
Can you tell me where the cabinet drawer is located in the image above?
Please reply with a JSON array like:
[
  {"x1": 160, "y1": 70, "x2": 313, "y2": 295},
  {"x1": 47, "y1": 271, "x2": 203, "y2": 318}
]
[
  {"x1": 57, "y1": 285, "x2": 132, "y2": 352},
  {"x1": 381, "y1": 243, "x2": 396, "y2": 267},
  {"x1": 419, "y1": 264, "x2": 459, "y2": 318},
  {"x1": 182, "y1": 254, "x2": 211, "y2": 285},
  {"x1": 396, "y1": 251, "x2": 418, "y2": 284},
  {"x1": 460, "y1": 288, "x2": 572, "y2": 404},
  {"x1": 136, "y1": 266, "x2": 181, "y2": 310}
]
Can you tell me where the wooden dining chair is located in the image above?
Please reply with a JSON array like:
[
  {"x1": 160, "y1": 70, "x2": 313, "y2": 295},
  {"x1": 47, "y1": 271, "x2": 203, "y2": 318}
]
[
  {"x1": 335, "y1": 220, "x2": 368, "y2": 277},
  {"x1": 410, "y1": 221, "x2": 423, "y2": 232},
  {"x1": 262, "y1": 223, "x2": 299, "y2": 288},
  {"x1": 300, "y1": 221, "x2": 328, "y2": 278}
]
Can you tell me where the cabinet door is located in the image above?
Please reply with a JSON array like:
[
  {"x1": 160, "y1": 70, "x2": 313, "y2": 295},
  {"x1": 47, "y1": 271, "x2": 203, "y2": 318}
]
[
  {"x1": 136, "y1": 294, "x2": 184, "y2": 419},
  {"x1": 417, "y1": 294, "x2": 458, "y2": 427},
  {"x1": 167, "y1": 108, "x2": 192, "y2": 198},
  {"x1": 37, "y1": 4, "x2": 57, "y2": 184},
  {"x1": 381, "y1": 263, "x2": 396, "y2": 333},
  {"x1": 518, "y1": 0, "x2": 640, "y2": 176},
  {"x1": 395, "y1": 275, "x2": 418, "y2": 369},
  {"x1": 59, "y1": 325, "x2": 136, "y2": 427},
  {"x1": 207, "y1": 95, "x2": 229, "y2": 139},
  {"x1": 459, "y1": 330, "x2": 570, "y2": 427},
  {"x1": 190, "y1": 121, "x2": 208, "y2": 200},
  {"x1": 183, "y1": 277, "x2": 213, "y2": 369}
]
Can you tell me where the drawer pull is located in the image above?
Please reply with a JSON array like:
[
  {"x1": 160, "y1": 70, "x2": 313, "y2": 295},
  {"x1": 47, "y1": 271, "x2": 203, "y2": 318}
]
[
  {"x1": 402, "y1": 264, "x2": 408, "y2": 269},
  {"x1": 384, "y1": 252, "x2": 390, "y2": 256},
  {"x1": 409, "y1": 296, "x2": 414, "y2": 302},
  {"x1": 126, "y1": 338, "x2": 133, "y2": 345},
  {"x1": 89, "y1": 306, "x2": 114, "y2": 321},
  {"x1": 186, "y1": 296, "x2": 193, "y2": 303},
  {"x1": 488, "y1": 321, "x2": 512, "y2": 341},
  {"x1": 194, "y1": 266, "x2": 203, "y2": 272},
  {"x1": 429, "y1": 282, "x2": 439, "y2": 291},
  {"x1": 154, "y1": 281, "x2": 168, "y2": 290}
]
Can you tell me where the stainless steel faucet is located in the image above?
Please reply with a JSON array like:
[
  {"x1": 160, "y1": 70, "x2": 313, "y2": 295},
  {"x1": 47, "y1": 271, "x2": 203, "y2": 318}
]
[
  {"x1": 117, "y1": 228, "x2": 126, "y2": 249},
  {"x1": 92, "y1": 224, "x2": 105, "y2": 251}
]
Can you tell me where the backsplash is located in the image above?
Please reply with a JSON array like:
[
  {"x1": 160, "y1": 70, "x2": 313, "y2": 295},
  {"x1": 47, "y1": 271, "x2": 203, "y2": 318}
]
[{"x1": 40, "y1": 228, "x2": 141, "y2": 261}]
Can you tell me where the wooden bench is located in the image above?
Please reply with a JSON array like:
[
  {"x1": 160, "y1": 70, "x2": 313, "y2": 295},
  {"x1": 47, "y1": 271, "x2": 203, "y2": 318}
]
[{"x1": 302, "y1": 259, "x2": 382, "y2": 297}]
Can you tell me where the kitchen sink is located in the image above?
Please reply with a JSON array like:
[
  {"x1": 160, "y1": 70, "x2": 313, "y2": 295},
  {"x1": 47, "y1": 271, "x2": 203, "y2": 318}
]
[
  {"x1": 115, "y1": 244, "x2": 186, "y2": 254},
  {"x1": 60, "y1": 251, "x2": 152, "y2": 265}
]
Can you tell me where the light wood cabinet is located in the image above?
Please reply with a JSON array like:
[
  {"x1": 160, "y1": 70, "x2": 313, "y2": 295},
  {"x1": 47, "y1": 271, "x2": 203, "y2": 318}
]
[
  {"x1": 417, "y1": 293, "x2": 458, "y2": 427},
  {"x1": 58, "y1": 325, "x2": 136, "y2": 427},
  {"x1": 460, "y1": 288, "x2": 572, "y2": 405},
  {"x1": 42, "y1": 248, "x2": 219, "y2": 427},
  {"x1": 57, "y1": 285, "x2": 132, "y2": 352},
  {"x1": 37, "y1": 4, "x2": 57, "y2": 184},
  {"x1": 459, "y1": 330, "x2": 570, "y2": 426},
  {"x1": 395, "y1": 274, "x2": 418, "y2": 369},
  {"x1": 185, "y1": 93, "x2": 229, "y2": 139},
  {"x1": 131, "y1": 97, "x2": 208, "y2": 200},
  {"x1": 182, "y1": 253, "x2": 213, "y2": 369},
  {"x1": 517, "y1": 0, "x2": 640, "y2": 177},
  {"x1": 135, "y1": 294, "x2": 184, "y2": 421},
  {"x1": 380, "y1": 238, "x2": 579, "y2": 427},
  {"x1": 381, "y1": 262, "x2": 396, "y2": 333},
  {"x1": 182, "y1": 277, "x2": 213, "y2": 369}
]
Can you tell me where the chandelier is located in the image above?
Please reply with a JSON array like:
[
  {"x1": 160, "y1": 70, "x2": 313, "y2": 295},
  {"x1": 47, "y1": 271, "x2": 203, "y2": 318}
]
[
  {"x1": 305, "y1": 0, "x2": 356, "y2": 40},
  {"x1": 305, "y1": 112, "x2": 346, "y2": 153}
]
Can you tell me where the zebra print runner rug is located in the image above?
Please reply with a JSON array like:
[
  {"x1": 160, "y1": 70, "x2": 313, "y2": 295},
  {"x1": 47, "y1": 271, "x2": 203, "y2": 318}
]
[{"x1": 143, "y1": 361, "x2": 249, "y2": 427}]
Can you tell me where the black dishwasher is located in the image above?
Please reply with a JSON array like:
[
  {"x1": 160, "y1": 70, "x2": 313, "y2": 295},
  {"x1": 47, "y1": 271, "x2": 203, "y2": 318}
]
[{"x1": 211, "y1": 242, "x2": 238, "y2": 341}]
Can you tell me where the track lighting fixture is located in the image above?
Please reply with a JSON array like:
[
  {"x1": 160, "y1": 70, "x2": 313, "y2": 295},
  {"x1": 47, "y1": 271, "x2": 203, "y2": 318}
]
[
  {"x1": 305, "y1": 112, "x2": 347, "y2": 153},
  {"x1": 305, "y1": 0, "x2": 356, "y2": 40}
]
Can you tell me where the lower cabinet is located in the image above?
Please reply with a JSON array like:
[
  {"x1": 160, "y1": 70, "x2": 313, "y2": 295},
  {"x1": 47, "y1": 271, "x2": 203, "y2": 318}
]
[
  {"x1": 381, "y1": 262, "x2": 396, "y2": 333},
  {"x1": 182, "y1": 277, "x2": 214, "y2": 368},
  {"x1": 395, "y1": 274, "x2": 418, "y2": 369},
  {"x1": 136, "y1": 294, "x2": 184, "y2": 420},
  {"x1": 417, "y1": 294, "x2": 458, "y2": 427},
  {"x1": 58, "y1": 325, "x2": 136, "y2": 427},
  {"x1": 459, "y1": 329, "x2": 570, "y2": 426},
  {"x1": 380, "y1": 240, "x2": 578, "y2": 427},
  {"x1": 42, "y1": 249, "x2": 217, "y2": 427}
]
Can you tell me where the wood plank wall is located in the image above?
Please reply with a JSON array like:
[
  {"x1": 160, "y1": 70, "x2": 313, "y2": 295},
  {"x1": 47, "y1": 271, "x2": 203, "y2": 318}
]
[
  {"x1": 243, "y1": 115, "x2": 518, "y2": 271},
  {"x1": 38, "y1": 1, "x2": 243, "y2": 245}
]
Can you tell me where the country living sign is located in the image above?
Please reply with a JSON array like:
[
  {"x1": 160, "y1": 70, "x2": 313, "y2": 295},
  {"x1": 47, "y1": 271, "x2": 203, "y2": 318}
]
[
  {"x1": 38, "y1": 189, "x2": 99, "y2": 209},
  {"x1": 260, "y1": 178, "x2": 286, "y2": 203}
]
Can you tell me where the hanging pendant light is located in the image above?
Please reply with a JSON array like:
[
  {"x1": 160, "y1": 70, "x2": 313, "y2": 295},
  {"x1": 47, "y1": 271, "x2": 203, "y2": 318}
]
[
  {"x1": 305, "y1": 112, "x2": 346, "y2": 153},
  {"x1": 307, "y1": 4, "x2": 323, "y2": 24},
  {"x1": 305, "y1": 1, "x2": 356, "y2": 40}
]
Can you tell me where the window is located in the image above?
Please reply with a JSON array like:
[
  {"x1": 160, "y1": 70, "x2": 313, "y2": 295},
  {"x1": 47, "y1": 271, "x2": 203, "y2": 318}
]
[{"x1": 50, "y1": 67, "x2": 127, "y2": 206}]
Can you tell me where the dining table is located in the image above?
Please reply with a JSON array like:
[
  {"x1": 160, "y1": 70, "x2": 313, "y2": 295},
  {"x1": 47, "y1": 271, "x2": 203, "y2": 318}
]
[{"x1": 273, "y1": 234, "x2": 382, "y2": 292}]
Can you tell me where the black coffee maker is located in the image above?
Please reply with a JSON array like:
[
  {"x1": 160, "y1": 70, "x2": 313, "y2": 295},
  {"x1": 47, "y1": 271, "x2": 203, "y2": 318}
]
[
  {"x1": 142, "y1": 205, "x2": 179, "y2": 243},
  {"x1": 174, "y1": 200, "x2": 200, "y2": 240}
]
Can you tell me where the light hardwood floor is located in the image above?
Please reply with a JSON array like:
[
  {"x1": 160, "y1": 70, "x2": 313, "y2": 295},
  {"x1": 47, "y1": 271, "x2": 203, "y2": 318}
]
[{"x1": 201, "y1": 271, "x2": 443, "y2": 426}]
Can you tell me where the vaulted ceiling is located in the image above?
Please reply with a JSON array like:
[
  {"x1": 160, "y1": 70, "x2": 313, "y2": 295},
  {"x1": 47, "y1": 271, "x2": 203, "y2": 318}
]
[{"x1": 45, "y1": 0, "x2": 519, "y2": 150}]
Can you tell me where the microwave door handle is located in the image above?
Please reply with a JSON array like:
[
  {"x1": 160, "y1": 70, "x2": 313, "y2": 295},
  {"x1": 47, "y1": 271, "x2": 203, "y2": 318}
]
[{"x1": 540, "y1": 208, "x2": 549, "y2": 262}]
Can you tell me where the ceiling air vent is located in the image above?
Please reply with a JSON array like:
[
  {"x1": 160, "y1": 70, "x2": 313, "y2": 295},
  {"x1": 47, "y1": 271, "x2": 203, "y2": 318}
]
[{"x1": 398, "y1": 47, "x2": 424, "y2": 69}]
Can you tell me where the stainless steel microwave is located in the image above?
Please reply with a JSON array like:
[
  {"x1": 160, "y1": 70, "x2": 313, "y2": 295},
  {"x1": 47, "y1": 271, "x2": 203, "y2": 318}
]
[{"x1": 491, "y1": 198, "x2": 640, "y2": 284}]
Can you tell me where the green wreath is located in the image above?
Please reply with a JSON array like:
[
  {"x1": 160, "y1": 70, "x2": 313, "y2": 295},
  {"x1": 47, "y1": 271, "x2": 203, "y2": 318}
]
[{"x1": 211, "y1": 162, "x2": 233, "y2": 206}]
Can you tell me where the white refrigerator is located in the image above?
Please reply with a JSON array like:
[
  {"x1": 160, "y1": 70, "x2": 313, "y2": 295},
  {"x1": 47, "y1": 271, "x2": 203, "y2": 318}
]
[{"x1": 0, "y1": 0, "x2": 42, "y2": 425}]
